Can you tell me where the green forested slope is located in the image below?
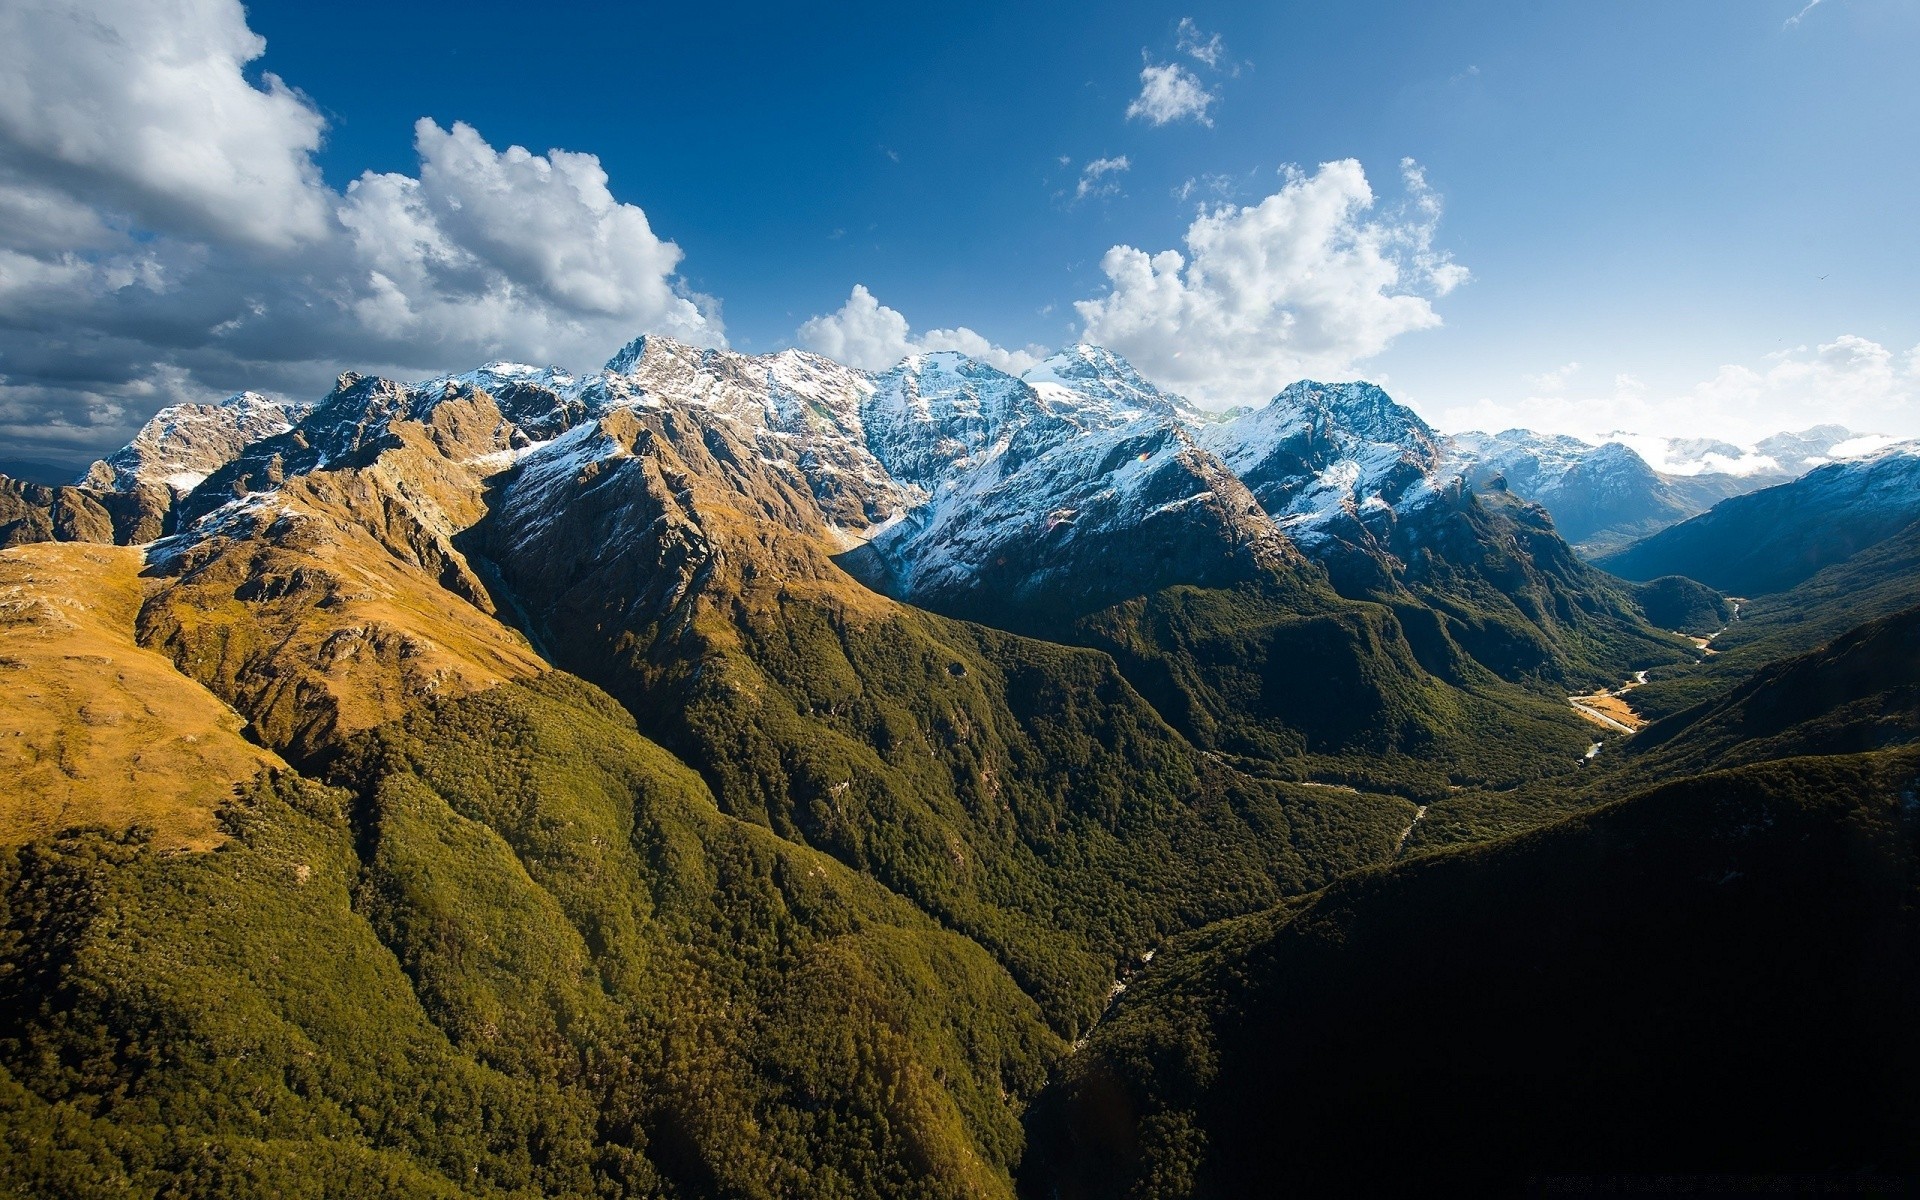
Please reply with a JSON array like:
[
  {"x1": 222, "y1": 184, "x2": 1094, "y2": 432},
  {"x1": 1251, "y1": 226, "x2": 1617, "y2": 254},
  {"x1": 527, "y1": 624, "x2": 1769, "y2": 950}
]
[
  {"x1": 2, "y1": 675, "x2": 1064, "y2": 1198},
  {"x1": 1022, "y1": 748, "x2": 1920, "y2": 1199}
]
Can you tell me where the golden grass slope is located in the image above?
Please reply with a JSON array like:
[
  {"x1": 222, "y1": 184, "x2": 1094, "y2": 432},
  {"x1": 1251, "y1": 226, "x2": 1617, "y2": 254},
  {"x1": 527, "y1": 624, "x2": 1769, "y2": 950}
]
[
  {"x1": 138, "y1": 398, "x2": 551, "y2": 763},
  {"x1": 0, "y1": 542, "x2": 284, "y2": 850}
]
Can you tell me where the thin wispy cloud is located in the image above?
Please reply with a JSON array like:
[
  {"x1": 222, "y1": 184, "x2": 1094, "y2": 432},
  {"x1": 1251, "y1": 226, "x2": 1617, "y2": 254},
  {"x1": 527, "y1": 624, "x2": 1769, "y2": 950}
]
[
  {"x1": 1524, "y1": 362, "x2": 1582, "y2": 393},
  {"x1": 1176, "y1": 18, "x2": 1225, "y2": 68},
  {"x1": 1075, "y1": 156, "x2": 1131, "y2": 202},
  {"x1": 1784, "y1": 0, "x2": 1824, "y2": 27},
  {"x1": 1434, "y1": 335, "x2": 1920, "y2": 446},
  {"x1": 1173, "y1": 173, "x2": 1238, "y2": 204}
]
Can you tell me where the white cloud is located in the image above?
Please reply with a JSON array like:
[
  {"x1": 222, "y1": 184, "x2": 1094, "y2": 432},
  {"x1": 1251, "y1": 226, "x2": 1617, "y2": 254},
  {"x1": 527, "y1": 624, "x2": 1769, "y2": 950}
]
[
  {"x1": 0, "y1": 0, "x2": 331, "y2": 250},
  {"x1": 1126, "y1": 63, "x2": 1216, "y2": 127},
  {"x1": 0, "y1": 0, "x2": 722, "y2": 468},
  {"x1": 1176, "y1": 18, "x2": 1225, "y2": 68},
  {"x1": 1073, "y1": 156, "x2": 1131, "y2": 202},
  {"x1": 1173, "y1": 173, "x2": 1239, "y2": 205},
  {"x1": 1784, "y1": 0, "x2": 1824, "y2": 27},
  {"x1": 1525, "y1": 362, "x2": 1582, "y2": 393},
  {"x1": 335, "y1": 119, "x2": 720, "y2": 357},
  {"x1": 1425, "y1": 335, "x2": 1920, "y2": 446},
  {"x1": 797, "y1": 285, "x2": 1045, "y2": 375},
  {"x1": 1075, "y1": 159, "x2": 1468, "y2": 405}
]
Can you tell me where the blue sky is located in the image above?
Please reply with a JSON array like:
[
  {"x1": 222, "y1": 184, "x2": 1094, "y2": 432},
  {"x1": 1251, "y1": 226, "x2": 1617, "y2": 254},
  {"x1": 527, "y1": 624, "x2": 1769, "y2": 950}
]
[{"x1": 1, "y1": 0, "x2": 1915, "y2": 468}]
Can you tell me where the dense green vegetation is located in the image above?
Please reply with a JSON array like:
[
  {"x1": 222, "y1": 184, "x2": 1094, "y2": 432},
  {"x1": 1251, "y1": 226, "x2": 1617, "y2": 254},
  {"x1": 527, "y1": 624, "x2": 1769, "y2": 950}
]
[
  {"x1": 1023, "y1": 747, "x2": 1920, "y2": 1198},
  {"x1": 1628, "y1": 573, "x2": 1733, "y2": 635},
  {"x1": 6, "y1": 386, "x2": 1915, "y2": 1196},
  {"x1": 1623, "y1": 603, "x2": 1920, "y2": 774},
  {"x1": 574, "y1": 591, "x2": 1414, "y2": 1030},
  {"x1": 1, "y1": 675, "x2": 1072, "y2": 1197},
  {"x1": 1072, "y1": 581, "x2": 1602, "y2": 798},
  {"x1": 1630, "y1": 518, "x2": 1920, "y2": 722}
]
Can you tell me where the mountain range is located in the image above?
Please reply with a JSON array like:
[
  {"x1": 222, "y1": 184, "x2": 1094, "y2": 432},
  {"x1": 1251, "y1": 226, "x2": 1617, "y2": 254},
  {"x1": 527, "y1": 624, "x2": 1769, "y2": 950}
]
[
  {"x1": 2, "y1": 337, "x2": 1916, "y2": 1197},
  {"x1": 1444, "y1": 422, "x2": 1892, "y2": 554}
]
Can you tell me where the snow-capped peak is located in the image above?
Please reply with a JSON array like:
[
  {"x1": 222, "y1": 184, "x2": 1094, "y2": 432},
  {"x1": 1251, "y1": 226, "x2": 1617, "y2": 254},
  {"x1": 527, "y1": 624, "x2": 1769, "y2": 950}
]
[
  {"x1": 83, "y1": 389, "x2": 311, "y2": 496},
  {"x1": 1019, "y1": 344, "x2": 1197, "y2": 424},
  {"x1": 604, "y1": 334, "x2": 653, "y2": 376},
  {"x1": 415, "y1": 361, "x2": 579, "y2": 399}
]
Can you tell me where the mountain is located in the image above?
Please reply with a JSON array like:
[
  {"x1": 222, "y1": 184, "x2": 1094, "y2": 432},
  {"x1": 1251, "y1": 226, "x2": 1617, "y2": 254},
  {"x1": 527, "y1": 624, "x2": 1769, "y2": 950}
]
[
  {"x1": 0, "y1": 474, "x2": 171, "y2": 549},
  {"x1": 1194, "y1": 383, "x2": 1687, "y2": 688},
  {"x1": 1019, "y1": 344, "x2": 1203, "y2": 424},
  {"x1": 1594, "y1": 443, "x2": 1920, "y2": 596},
  {"x1": 842, "y1": 351, "x2": 1294, "y2": 631},
  {"x1": 1021, "y1": 747, "x2": 1920, "y2": 1198},
  {"x1": 2, "y1": 335, "x2": 1891, "y2": 1197},
  {"x1": 1660, "y1": 422, "x2": 1870, "y2": 479},
  {"x1": 1442, "y1": 424, "x2": 1896, "y2": 557},
  {"x1": 1447, "y1": 429, "x2": 1710, "y2": 553},
  {"x1": 81, "y1": 390, "x2": 310, "y2": 496}
]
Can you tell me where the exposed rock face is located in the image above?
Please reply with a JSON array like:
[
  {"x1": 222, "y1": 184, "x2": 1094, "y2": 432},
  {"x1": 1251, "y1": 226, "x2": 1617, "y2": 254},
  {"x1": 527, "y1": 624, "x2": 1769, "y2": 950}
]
[
  {"x1": 1449, "y1": 430, "x2": 1724, "y2": 553},
  {"x1": 1199, "y1": 381, "x2": 1445, "y2": 558},
  {"x1": 1194, "y1": 380, "x2": 1677, "y2": 683},
  {"x1": 585, "y1": 335, "x2": 915, "y2": 528},
  {"x1": 83, "y1": 391, "x2": 309, "y2": 497},
  {"x1": 1019, "y1": 344, "x2": 1200, "y2": 424},
  {"x1": 840, "y1": 351, "x2": 1304, "y2": 629},
  {"x1": 0, "y1": 475, "x2": 171, "y2": 548}
]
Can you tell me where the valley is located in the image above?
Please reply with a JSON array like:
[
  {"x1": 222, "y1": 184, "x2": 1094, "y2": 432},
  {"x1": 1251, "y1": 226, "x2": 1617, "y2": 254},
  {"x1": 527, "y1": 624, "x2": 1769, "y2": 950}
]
[{"x1": 0, "y1": 340, "x2": 1914, "y2": 1199}]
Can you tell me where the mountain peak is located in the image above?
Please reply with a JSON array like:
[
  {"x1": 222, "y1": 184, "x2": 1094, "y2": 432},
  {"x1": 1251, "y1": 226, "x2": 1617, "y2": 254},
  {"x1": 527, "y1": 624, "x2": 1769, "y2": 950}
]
[
  {"x1": 1020, "y1": 344, "x2": 1193, "y2": 422},
  {"x1": 603, "y1": 333, "x2": 714, "y2": 376}
]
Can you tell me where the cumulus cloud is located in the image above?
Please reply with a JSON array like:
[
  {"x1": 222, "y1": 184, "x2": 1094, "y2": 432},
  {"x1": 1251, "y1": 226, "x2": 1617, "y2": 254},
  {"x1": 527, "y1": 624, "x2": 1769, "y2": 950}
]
[
  {"x1": 1073, "y1": 156, "x2": 1131, "y2": 202},
  {"x1": 1426, "y1": 335, "x2": 1920, "y2": 446},
  {"x1": 1127, "y1": 63, "x2": 1216, "y2": 127},
  {"x1": 0, "y1": 0, "x2": 721, "y2": 469},
  {"x1": 797, "y1": 285, "x2": 1045, "y2": 375},
  {"x1": 0, "y1": 0, "x2": 331, "y2": 250},
  {"x1": 1076, "y1": 158, "x2": 1468, "y2": 405},
  {"x1": 334, "y1": 119, "x2": 718, "y2": 358}
]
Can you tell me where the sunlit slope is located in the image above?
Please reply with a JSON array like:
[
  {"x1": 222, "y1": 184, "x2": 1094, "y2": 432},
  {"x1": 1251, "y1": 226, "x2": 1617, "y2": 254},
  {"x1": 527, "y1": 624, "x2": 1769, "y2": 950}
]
[
  {"x1": 0, "y1": 674, "x2": 1064, "y2": 1198},
  {"x1": 0, "y1": 542, "x2": 282, "y2": 850},
  {"x1": 137, "y1": 394, "x2": 549, "y2": 764},
  {"x1": 482, "y1": 404, "x2": 1416, "y2": 1032}
]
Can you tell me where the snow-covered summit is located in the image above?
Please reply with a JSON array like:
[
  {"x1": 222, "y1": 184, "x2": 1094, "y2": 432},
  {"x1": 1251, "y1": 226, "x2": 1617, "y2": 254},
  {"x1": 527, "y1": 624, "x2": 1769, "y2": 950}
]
[
  {"x1": 1198, "y1": 380, "x2": 1443, "y2": 535},
  {"x1": 83, "y1": 389, "x2": 311, "y2": 496},
  {"x1": 416, "y1": 361, "x2": 579, "y2": 398},
  {"x1": 582, "y1": 334, "x2": 913, "y2": 528},
  {"x1": 1019, "y1": 344, "x2": 1199, "y2": 425}
]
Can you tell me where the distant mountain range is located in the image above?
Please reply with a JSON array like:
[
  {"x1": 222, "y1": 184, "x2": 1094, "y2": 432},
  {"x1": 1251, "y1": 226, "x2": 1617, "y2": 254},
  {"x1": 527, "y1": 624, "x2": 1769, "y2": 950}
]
[
  {"x1": 1595, "y1": 443, "x2": 1920, "y2": 596},
  {"x1": 34, "y1": 357, "x2": 1894, "y2": 567},
  {"x1": 1445, "y1": 423, "x2": 1896, "y2": 555}
]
